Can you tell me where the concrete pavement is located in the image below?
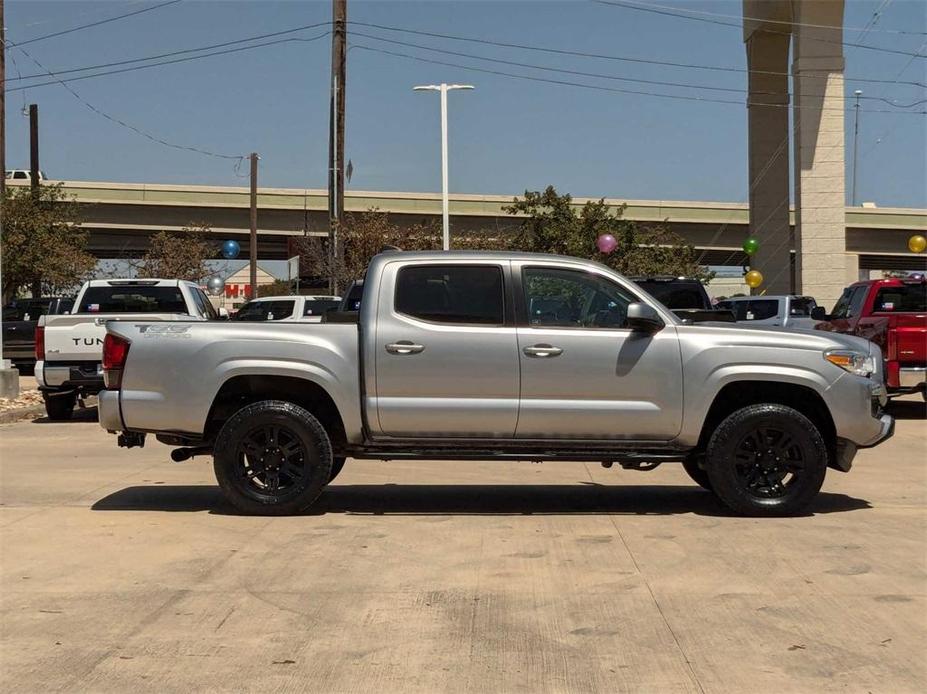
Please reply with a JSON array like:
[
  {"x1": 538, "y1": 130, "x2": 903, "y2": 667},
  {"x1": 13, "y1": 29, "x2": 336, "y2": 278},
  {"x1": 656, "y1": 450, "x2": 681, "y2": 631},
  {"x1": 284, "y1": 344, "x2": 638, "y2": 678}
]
[{"x1": 0, "y1": 399, "x2": 924, "y2": 693}]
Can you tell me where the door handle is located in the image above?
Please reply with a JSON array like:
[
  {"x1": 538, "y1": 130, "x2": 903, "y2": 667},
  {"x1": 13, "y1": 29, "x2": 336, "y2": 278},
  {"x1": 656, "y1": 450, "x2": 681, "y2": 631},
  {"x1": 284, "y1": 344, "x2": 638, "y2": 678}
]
[
  {"x1": 523, "y1": 344, "x2": 563, "y2": 358},
  {"x1": 385, "y1": 341, "x2": 425, "y2": 355}
]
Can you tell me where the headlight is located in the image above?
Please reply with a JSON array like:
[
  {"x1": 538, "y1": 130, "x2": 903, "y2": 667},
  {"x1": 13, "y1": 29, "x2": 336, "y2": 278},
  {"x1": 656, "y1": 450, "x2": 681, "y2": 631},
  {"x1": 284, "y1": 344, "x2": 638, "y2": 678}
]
[{"x1": 824, "y1": 349, "x2": 875, "y2": 377}]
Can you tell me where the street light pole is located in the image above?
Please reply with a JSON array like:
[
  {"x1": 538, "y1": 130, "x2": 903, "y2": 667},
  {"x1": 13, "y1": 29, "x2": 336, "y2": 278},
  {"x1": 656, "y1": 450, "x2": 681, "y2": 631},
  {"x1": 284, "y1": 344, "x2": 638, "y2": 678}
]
[
  {"x1": 851, "y1": 89, "x2": 862, "y2": 207},
  {"x1": 414, "y1": 83, "x2": 474, "y2": 250}
]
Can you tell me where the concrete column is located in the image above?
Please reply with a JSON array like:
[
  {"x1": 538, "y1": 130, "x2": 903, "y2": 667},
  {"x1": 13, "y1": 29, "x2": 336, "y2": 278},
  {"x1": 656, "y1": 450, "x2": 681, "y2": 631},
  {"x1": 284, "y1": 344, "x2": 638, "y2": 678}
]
[
  {"x1": 792, "y1": 0, "x2": 848, "y2": 308},
  {"x1": 745, "y1": 29, "x2": 792, "y2": 295}
]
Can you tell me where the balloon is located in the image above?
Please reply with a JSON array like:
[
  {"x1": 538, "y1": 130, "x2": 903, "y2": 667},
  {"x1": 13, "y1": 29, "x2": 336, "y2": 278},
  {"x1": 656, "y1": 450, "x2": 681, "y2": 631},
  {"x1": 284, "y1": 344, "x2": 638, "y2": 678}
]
[
  {"x1": 742, "y1": 238, "x2": 759, "y2": 255},
  {"x1": 744, "y1": 270, "x2": 764, "y2": 289},
  {"x1": 206, "y1": 275, "x2": 225, "y2": 296},
  {"x1": 596, "y1": 234, "x2": 617, "y2": 254},
  {"x1": 221, "y1": 239, "x2": 240, "y2": 259},
  {"x1": 908, "y1": 234, "x2": 927, "y2": 254}
]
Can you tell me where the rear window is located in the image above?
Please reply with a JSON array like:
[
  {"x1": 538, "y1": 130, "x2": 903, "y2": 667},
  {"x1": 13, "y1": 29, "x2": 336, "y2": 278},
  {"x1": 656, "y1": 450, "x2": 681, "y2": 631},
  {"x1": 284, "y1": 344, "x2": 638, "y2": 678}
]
[
  {"x1": 395, "y1": 265, "x2": 504, "y2": 325},
  {"x1": 303, "y1": 299, "x2": 340, "y2": 317},
  {"x1": 77, "y1": 286, "x2": 187, "y2": 314},
  {"x1": 634, "y1": 280, "x2": 710, "y2": 310},
  {"x1": 874, "y1": 285, "x2": 926, "y2": 312},
  {"x1": 789, "y1": 297, "x2": 817, "y2": 316},
  {"x1": 726, "y1": 300, "x2": 779, "y2": 321},
  {"x1": 234, "y1": 300, "x2": 295, "y2": 321}
]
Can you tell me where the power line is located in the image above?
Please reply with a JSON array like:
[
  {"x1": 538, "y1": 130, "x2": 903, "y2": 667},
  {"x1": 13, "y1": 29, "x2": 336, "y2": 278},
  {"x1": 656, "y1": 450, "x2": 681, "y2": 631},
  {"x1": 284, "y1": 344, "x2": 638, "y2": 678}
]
[
  {"x1": 855, "y1": 0, "x2": 894, "y2": 43},
  {"x1": 6, "y1": 40, "x2": 244, "y2": 161},
  {"x1": 7, "y1": 21, "x2": 332, "y2": 82},
  {"x1": 10, "y1": 0, "x2": 183, "y2": 47},
  {"x1": 593, "y1": 0, "x2": 927, "y2": 56},
  {"x1": 352, "y1": 43, "x2": 926, "y2": 115},
  {"x1": 351, "y1": 30, "x2": 926, "y2": 109},
  {"x1": 6, "y1": 31, "x2": 331, "y2": 93},
  {"x1": 15, "y1": 1, "x2": 147, "y2": 30},
  {"x1": 348, "y1": 20, "x2": 927, "y2": 89}
]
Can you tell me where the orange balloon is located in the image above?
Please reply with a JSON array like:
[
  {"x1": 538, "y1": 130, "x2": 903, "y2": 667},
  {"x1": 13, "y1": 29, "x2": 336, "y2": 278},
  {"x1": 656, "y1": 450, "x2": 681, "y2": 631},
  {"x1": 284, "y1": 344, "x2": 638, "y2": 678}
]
[
  {"x1": 908, "y1": 235, "x2": 927, "y2": 254},
  {"x1": 745, "y1": 270, "x2": 764, "y2": 288}
]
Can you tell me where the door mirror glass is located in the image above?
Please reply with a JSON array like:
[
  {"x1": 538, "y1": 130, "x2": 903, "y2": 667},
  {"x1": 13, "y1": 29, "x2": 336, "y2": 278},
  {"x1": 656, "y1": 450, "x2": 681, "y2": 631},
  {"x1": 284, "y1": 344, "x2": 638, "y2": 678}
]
[
  {"x1": 626, "y1": 302, "x2": 664, "y2": 332},
  {"x1": 810, "y1": 306, "x2": 827, "y2": 321}
]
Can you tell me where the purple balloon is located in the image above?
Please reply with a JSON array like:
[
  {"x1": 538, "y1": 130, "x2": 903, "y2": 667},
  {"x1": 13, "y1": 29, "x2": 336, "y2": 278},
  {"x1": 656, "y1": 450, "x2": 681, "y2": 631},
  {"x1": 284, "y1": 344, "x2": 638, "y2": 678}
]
[{"x1": 596, "y1": 234, "x2": 617, "y2": 254}]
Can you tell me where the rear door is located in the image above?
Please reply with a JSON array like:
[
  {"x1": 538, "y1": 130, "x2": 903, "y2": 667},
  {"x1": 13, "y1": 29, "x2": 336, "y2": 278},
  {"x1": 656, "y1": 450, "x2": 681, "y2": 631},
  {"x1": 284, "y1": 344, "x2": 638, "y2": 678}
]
[
  {"x1": 373, "y1": 261, "x2": 519, "y2": 438},
  {"x1": 513, "y1": 263, "x2": 683, "y2": 441}
]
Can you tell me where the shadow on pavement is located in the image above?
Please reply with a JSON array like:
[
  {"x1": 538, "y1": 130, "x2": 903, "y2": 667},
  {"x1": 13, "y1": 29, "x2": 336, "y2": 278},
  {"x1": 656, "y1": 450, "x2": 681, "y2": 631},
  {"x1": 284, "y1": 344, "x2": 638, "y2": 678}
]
[
  {"x1": 886, "y1": 399, "x2": 926, "y2": 421},
  {"x1": 31, "y1": 405, "x2": 98, "y2": 424},
  {"x1": 91, "y1": 483, "x2": 871, "y2": 517}
]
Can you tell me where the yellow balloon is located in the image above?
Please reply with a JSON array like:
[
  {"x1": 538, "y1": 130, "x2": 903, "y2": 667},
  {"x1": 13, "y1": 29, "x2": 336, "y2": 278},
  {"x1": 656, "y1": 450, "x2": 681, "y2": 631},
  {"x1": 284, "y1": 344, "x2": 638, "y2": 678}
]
[
  {"x1": 745, "y1": 270, "x2": 764, "y2": 288},
  {"x1": 908, "y1": 235, "x2": 927, "y2": 254}
]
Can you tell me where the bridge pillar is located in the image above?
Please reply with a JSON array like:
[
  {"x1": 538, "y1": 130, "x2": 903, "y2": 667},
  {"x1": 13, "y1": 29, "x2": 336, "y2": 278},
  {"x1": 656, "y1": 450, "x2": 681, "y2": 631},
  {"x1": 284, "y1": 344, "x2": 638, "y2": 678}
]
[
  {"x1": 792, "y1": 0, "x2": 849, "y2": 307},
  {"x1": 745, "y1": 27, "x2": 792, "y2": 295}
]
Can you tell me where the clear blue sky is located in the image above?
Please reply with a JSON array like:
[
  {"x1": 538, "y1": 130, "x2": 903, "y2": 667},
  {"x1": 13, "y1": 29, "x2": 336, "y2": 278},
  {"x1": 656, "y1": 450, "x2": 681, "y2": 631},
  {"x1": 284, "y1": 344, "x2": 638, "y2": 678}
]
[{"x1": 4, "y1": 0, "x2": 926, "y2": 207}]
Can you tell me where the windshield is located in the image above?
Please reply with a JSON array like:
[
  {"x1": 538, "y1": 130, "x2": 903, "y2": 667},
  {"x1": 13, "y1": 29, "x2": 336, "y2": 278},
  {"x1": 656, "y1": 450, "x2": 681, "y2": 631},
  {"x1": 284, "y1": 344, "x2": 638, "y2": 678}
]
[
  {"x1": 633, "y1": 280, "x2": 709, "y2": 310},
  {"x1": 77, "y1": 286, "x2": 187, "y2": 313},
  {"x1": 873, "y1": 284, "x2": 927, "y2": 312},
  {"x1": 234, "y1": 300, "x2": 296, "y2": 321}
]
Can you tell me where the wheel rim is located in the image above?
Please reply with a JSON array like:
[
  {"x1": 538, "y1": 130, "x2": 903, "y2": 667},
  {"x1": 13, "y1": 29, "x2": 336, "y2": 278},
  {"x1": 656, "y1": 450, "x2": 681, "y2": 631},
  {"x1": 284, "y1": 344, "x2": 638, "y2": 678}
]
[
  {"x1": 235, "y1": 423, "x2": 310, "y2": 500},
  {"x1": 733, "y1": 426, "x2": 804, "y2": 498}
]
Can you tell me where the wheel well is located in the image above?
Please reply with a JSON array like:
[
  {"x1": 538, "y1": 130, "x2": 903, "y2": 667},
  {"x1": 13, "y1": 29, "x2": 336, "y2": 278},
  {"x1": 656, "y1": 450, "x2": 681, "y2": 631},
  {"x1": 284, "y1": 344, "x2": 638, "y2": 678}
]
[
  {"x1": 206, "y1": 375, "x2": 347, "y2": 453},
  {"x1": 698, "y1": 381, "x2": 836, "y2": 456}
]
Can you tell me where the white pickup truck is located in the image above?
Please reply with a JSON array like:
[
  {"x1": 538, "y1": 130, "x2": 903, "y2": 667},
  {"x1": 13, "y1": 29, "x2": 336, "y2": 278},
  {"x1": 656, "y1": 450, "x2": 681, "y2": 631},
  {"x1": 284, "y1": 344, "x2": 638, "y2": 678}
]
[{"x1": 36, "y1": 279, "x2": 224, "y2": 419}]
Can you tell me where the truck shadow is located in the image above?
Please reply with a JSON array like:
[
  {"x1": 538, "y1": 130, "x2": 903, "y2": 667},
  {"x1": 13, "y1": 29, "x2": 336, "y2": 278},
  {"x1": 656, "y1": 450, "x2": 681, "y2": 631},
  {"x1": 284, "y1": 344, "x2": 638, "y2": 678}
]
[
  {"x1": 91, "y1": 483, "x2": 871, "y2": 517},
  {"x1": 31, "y1": 405, "x2": 99, "y2": 424}
]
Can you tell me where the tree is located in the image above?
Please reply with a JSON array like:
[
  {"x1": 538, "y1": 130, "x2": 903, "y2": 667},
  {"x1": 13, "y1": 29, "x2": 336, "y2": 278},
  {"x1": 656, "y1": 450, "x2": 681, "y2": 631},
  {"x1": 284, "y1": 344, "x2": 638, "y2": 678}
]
[
  {"x1": 505, "y1": 186, "x2": 712, "y2": 281},
  {"x1": 257, "y1": 279, "x2": 294, "y2": 298},
  {"x1": 1, "y1": 183, "x2": 95, "y2": 302},
  {"x1": 140, "y1": 224, "x2": 215, "y2": 281}
]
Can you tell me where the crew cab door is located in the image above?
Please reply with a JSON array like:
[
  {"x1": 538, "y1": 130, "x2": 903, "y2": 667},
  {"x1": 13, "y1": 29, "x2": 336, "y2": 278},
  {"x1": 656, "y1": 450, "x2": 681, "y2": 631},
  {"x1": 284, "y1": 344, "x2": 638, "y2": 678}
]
[
  {"x1": 513, "y1": 263, "x2": 683, "y2": 441},
  {"x1": 372, "y1": 261, "x2": 519, "y2": 438}
]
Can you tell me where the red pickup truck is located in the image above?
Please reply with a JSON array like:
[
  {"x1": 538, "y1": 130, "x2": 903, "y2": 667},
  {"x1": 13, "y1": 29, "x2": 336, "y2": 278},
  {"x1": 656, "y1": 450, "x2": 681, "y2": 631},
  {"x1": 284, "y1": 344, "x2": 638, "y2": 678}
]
[{"x1": 813, "y1": 277, "x2": 926, "y2": 398}]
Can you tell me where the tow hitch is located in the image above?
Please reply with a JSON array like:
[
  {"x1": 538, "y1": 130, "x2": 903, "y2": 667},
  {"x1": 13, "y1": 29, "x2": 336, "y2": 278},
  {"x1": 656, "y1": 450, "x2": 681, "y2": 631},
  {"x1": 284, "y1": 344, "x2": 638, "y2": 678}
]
[{"x1": 117, "y1": 432, "x2": 146, "y2": 448}]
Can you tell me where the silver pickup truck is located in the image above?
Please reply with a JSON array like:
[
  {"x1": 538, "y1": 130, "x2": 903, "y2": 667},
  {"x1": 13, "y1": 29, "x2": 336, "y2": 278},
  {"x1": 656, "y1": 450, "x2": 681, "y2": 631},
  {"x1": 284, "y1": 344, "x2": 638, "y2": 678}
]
[{"x1": 99, "y1": 251, "x2": 894, "y2": 517}]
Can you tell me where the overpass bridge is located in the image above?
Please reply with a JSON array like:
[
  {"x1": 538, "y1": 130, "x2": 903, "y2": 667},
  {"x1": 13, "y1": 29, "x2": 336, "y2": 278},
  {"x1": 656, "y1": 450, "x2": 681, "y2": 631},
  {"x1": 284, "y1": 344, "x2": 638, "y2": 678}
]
[{"x1": 11, "y1": 180, "x2": 926, "y2": 275}]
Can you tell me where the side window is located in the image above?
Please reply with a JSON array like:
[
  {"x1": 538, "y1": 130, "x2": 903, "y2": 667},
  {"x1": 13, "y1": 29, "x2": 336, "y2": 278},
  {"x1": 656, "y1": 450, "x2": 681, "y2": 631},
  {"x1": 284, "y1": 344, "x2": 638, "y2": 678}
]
[
  {"x1": 196, "y1": 289, "x2": 218, "y2": 319},
  {"x1": 830, "y1": 288, "x2": 854, "y2": 319},
  {"x1": 848, "y1": 286, "x2": 868, "y2": 318},
  {"x1": 522, "y1": 267, "x2": 635, "y2": 329},
  {"x1": 395, "y1": 265, "x2": 504, "y2": 325}
]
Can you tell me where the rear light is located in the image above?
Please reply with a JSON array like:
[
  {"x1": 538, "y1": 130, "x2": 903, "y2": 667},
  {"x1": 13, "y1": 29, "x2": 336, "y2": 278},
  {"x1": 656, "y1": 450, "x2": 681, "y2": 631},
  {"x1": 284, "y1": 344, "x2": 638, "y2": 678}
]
[
  {"x1": 102, "y1": 333, "x2": 130, "y2": 389},
  {"x1": 34, "y1": 326, "x2": 45, "y2": 360}
]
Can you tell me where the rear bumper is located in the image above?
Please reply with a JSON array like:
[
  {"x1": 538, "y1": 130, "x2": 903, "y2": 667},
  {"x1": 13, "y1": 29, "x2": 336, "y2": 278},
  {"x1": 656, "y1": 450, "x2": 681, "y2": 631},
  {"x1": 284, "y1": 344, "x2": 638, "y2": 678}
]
[
  {"x1": 98, "y1": 390, "x2": 123, "y2": 433},
  {"x1": 898, "y1": 366, "x2": 926, "y2": 389},
  {"x1": 35, "y1": 360, "x2": 103, "y2": 392}
]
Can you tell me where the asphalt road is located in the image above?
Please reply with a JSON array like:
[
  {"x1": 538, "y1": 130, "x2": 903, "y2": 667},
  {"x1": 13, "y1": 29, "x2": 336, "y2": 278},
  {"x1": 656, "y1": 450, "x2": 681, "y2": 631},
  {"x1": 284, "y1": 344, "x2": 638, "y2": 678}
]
[{"x1": 1, "y1": 399, "x2": 924, "y2": 693}]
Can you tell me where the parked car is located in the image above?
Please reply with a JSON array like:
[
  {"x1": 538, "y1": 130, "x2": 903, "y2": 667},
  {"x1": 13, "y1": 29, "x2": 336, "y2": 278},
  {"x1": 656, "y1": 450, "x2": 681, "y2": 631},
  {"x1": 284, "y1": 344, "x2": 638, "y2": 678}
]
[
  {"x1": 2, "y1": 297, "x2": 73, "y2": 371},
  {"x1": 36, "y1": 279, "x2": 226, "y2": 420},
  {"x1": 5, "y1": 169, "x2": 47, "y2": 181},
  {"x1": 630, "y1": 276, "x2": 734, "y2": 323},
  {"x1": 99, "y1": 251, "x2": 892, "y2": 518},
  {"x1": 813, "y1": 277, "x2": 926, "y2": 398},
  {"x1": 233, "y1": 295, "x2": 341, "y2": 323},
  {"x1": 715, "y1": 295, "x2": 818, "y2": 329}
]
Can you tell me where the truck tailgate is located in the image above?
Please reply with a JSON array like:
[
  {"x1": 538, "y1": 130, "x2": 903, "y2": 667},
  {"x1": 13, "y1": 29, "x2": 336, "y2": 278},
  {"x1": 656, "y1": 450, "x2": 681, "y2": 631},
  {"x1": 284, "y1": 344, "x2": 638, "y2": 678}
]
[{"x1": 43, "y1": 313, "x2": 195, "y2": 362}]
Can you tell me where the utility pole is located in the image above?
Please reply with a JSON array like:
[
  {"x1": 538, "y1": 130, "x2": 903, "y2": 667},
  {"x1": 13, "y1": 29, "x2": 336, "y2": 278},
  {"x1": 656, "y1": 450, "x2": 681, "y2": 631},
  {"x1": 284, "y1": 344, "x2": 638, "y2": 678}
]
[
  {"x1": 851, "y1": 89, "x2": 862, "y2": 207},
  {"x1": 249, "y1": 153, "x2": 258, "y2": 297},
  {"x1": 0, "y1": 0, "x2": 18, "y2": 397},
  {"x1": 29, "y1": 104, "x2": 39, "y2": 192},
  {"x1": 327, "y1": 0, "x2": 346, "y2": 293}
]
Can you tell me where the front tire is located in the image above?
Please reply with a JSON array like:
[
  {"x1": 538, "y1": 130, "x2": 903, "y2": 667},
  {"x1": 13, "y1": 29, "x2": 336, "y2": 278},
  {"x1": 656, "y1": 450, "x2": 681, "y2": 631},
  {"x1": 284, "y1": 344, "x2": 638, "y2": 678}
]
[
  {"x1": 44, "y1": 392, "x2": 76, "y2": 421},
  {"x1": 706, "y1": 404, "x2": 828, "y2": 517},
  {"x1": 213, "y1": 400, "x2": 333, "y2": 515}
]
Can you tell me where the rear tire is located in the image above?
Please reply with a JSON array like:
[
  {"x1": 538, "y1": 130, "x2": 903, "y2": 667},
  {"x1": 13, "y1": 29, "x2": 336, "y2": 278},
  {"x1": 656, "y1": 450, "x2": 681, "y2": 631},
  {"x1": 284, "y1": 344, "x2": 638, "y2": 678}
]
[
  {"x1": 682, "y1": 453, "x2": 713, "y2": 492},
  {"x1": 44, "y1": 392, "x2": 76, "y2": 421},
  {"x1": 213, "y1": 400, "x2": 332, "y2": 516},
  {"x1": 706, "y1": 404, "x2": 827, "y2": 517},
  {"x1": 328, "y1": 456, "x2": 346, "y2": 484}
]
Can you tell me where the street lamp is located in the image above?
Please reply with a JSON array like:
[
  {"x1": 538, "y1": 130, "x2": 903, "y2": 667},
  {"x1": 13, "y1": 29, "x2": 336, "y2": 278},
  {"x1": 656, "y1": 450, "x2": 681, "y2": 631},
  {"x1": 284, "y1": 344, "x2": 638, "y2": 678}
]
[{"x1": 413, "y1": 83, "x2": 474, "y2": 250}]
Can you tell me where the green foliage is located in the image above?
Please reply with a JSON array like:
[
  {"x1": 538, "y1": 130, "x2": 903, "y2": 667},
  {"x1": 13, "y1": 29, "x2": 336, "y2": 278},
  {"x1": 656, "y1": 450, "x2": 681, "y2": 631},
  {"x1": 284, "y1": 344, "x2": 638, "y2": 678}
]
[
  {"x1": 140, "y1": 224, "x2": 215, "y2": 281},
  {"x1": 257, "y1": 279, "x2": 295, "y2": 298},
  {"x1": 1, "y1": 183, "x2": 95, "y2": 301},
  {"x1": 505, "y1": 186, "x2": 713, "y2": 282}
]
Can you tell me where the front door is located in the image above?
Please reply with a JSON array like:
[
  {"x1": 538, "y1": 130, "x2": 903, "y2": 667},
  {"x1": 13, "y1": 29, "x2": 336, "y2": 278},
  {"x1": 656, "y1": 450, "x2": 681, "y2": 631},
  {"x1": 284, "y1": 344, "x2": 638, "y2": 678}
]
[
  {"x1": 514, "y1": 264, "x2": 683, "y2": 441},
  {"x1": 373, "y1": 261, "x2": 519, "y2": 438}
]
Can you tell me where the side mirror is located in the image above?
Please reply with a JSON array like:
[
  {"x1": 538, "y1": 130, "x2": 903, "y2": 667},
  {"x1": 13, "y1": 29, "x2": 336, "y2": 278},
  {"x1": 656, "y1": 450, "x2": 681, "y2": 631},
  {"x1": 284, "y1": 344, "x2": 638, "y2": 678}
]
[
  {"x1": 217, "y1": 307, "x2": 229, "y2": 320},
  {"x1": 810, "y1": 306, "x2": 827, "y2": 321},
  {"x1": 626, "y1": 302, "x2": 664, "y2": 333}
]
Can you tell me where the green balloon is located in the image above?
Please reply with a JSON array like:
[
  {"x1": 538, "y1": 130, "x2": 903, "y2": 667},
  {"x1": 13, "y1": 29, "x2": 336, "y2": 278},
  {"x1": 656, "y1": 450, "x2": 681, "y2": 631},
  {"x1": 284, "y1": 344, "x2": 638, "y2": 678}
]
[{"x1": 742, "y1": 238, "x2": 759, "y2": 255}]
